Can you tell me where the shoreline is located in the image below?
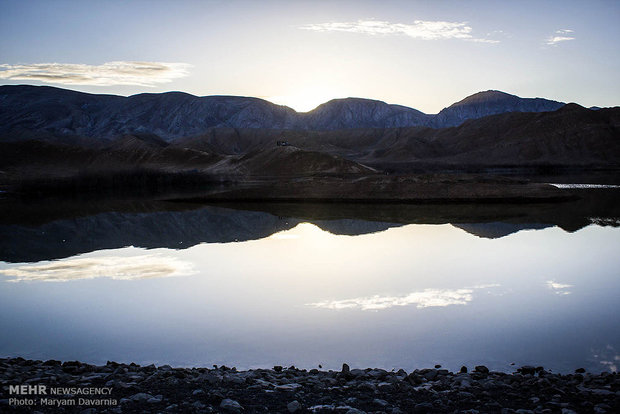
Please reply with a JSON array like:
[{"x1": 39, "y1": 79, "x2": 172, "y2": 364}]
[
  {"x1": 1, "y1": 173, "x2": 581, "y2": 204},
  {"x1": 1, "y1": 357, "x2": 618, "y2": 413}
]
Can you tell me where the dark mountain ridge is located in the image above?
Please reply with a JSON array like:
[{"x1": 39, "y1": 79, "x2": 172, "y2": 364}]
[
  {"x1": 0, "y1": 85, "x2": 568, "y2": 142},
  {"x1": 175, "y1": 104, "x2": 620, "y2": 169},
  {"x1": 1, "y1": 104, "x2": 618, "y2": 189}
]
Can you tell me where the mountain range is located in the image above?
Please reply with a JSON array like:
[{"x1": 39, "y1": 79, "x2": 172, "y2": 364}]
[
  {"x1": 2, "y1": 192, "x2": 618, "y2": 262},
  {"x1": 0, "y1": 85, "x2": 618, "y2": 198},
  {"x1": 0, "y1": 85, "x2": 566, "y2": 141}
]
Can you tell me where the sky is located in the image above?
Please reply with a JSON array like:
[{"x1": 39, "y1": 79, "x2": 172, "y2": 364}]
[{"x1": 0, "y1": 0, "x2": 618, "y2": 113}]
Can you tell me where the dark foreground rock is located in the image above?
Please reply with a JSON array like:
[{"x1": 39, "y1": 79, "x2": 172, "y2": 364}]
[{"x1": 0, "y1": 358, "x2": 618, "y2": 413}]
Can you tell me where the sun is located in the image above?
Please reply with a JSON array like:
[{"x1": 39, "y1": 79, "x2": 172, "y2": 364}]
[{"x1": 266, "y1": 86, "x2": 346, "y2": 113}]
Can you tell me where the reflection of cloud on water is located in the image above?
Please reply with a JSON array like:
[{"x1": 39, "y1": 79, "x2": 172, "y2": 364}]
[
  {"x1": 308, "y1": 285, "x2": 499, "y2": 311},
  {"x1": 592, "y1": 345, "x2": 618, "y2": 373},
  {"x1": 0, "y1": 255, "x2": 196, "y2": 282},
  {"x1": 546, "y1": 280, "x2": 572, "y2": 295}
]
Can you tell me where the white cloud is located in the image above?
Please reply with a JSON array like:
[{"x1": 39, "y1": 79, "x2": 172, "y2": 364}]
[
  {"x1": 309, "y1": 288, "x2": 470, "y2": 311},
  {"x1": 308, "y1": 283, "x2": 501, "y2": 311},
  {"x1": 300, "y1": 19, "x2": 499, "y2": 43},
  {"x1": 0, "y1": 61, "x2": 192, "y2": 86},
  {"x1": 0, "y1": 254, "x2": 196, "y2": 282},
  {"x1": 546, "y1": 280, "x2": 573, "y2": 295},
  {"x1": 546, "y1": 30, "x2": 575, "y2": 45}
]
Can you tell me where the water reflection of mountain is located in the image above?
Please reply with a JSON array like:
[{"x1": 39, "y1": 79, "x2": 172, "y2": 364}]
[
  {"x1": 451, "y1": 223, "x2": 553, "y2": 239},
  {"x1": 0, "y1": 190, "x2": 618, "y2": 263}
]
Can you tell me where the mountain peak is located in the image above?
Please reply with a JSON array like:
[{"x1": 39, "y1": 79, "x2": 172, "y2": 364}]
[
  {"x1": 433, "y1": 90, "x2": 565, "y2": 127},
  {"x1": 558, "y1": 102, "x2": 585, "y2": 111},
  {"x1": 311, "y1": 97, "x2": 390, "y2": 110},
  {"x1": 303, "y1": 97, "x2": 427, "y2": 129},
  {"x1": 452, "y1": 90, "x2": 518, "y2": 106}
]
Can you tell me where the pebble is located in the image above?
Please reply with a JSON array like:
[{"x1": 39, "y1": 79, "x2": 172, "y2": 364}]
[
  {"x1": 287, "y1": 400, "x2": 301, "y2": 413},
  {"x1": 220, "y1": 398, "x2": 243, "y2": 412},
  {"x1": 0, "y1": 357, "x2": 617, "y2": 413}
]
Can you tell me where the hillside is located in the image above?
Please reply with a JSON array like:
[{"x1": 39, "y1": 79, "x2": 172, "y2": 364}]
[
  {"x1": 0, "y1": 85, "x2": 568, "y2": 142},
  {"x1": 175, "y1": 105, "x2": 620, "y2": 170},
  {"x1": 431, "y1": 90, "x2": 565, "y2": 127}
]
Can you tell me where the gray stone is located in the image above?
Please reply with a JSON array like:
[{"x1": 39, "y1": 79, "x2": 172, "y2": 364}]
[
  {"x1": 129, "y1": 392, "x2": 154, "y2": 402},
  {"x1": 373, "y1": 398, "x2": 389, "y2": 407},
  {"x1": 413, "y1": 402, "x2": 433, "y2": 412},
  {"x1": 287, "y1": 400, "x2": 301, "y2": 413},
  {"x1": 192, "y1": 401, "x2": 206, "y2": 409},
  {"x1": 345, "y1": 409, "x2": 366, "y2": 414},
  {"x1": 589, "y1": 388, "x2": 613, "y2": 395},
  {"x1": 518, "y1": 366, "x2": 536, "y2": 375},
  {"x1": 342, "y1": 363, "x2": 350, "y2": 374},
  {"x1": 146, "y1": 395, "x2": 163, "y2": 404},
  {"x1": 224, "y1": 373, "x2": 245, "y2": 385},
  {"x1": 350, "y1": 369, "x2": 366, "y2": 377},
  {"x1": 458, "y1": 391, "x2": 475, "y2": 399},
  {"x1": 367, "y1": 368, "x2": 388, "y2": 379},
  {"x1": 474, "y1": 365, "x2": 490, "y2": 374},
  {"x1": 275, "y1": 383, "x2": 302, "y2": 391},
  {"x1": 423, "y1": 369, "x2": 438, "y2": 380},
  {"x1": 220, "y1": 398, "x2": 244, "y2": 412}
]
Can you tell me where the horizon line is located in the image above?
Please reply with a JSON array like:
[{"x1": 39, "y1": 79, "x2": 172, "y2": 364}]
[{"x1": 0, "y1": 83, "x2": 597, "y2": 114}]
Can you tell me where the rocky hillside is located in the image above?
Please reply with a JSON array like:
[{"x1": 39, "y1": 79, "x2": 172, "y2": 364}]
[
  {"x1": 301, "y1": 98, "x2": 430, "y2": 129},
  {"x1": 431, "y1": 90, "x2": 564, "y2": 127},
  {"x1": 0, "y1": 85, "x2": 567, "y2": 142},
  {"x1": 0, "y1": 85, "x2": 298, "y2": 141},
  {"x1": 176, "y1": 105, "x2": 620, "y2": 169}
]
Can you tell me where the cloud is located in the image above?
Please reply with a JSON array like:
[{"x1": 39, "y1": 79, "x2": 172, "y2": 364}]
[
  {"x1": 0, "y1": 61, "x2": 192, "y2": 86},
  {"x1": 0, "y1": 254, "x2": 196, "y2": 282},
  {"x1": 309, "y1": 286, "x2": 491, "y2": 311},
  {"x1": 300, "y1": 19, "x2": 499, "y2": 43},
  {"x1": 546, "y1": 280, "x2": 572, "y2": 295},
  {"x1": 546, "y1": 30, "x2": 575, "y2": 45},
  {"x1": 592, "y1": 345, "x2": 618, "y2": 373}
]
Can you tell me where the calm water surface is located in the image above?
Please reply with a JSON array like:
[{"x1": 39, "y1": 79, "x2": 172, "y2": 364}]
[{"x1": 0, "y1": 199, "x2": 618, "y2": 373}]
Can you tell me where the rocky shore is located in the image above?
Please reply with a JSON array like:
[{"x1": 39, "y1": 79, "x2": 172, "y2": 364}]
[{"x1": 1, "y1": 358, "x2": 618, "y2": 413}]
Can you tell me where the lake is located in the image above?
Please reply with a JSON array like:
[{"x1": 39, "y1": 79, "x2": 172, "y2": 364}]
[{"x1": 0, "y1": 192, "x2": 618, "y2": 374}]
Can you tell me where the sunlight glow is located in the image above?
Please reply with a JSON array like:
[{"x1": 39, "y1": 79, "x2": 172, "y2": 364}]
[
  {"x1": 266, "y1": 85, "x2": 348, "y2": 112},
  {"x1": 268, "y1": 222, "x2": 333, "y2": 240}
]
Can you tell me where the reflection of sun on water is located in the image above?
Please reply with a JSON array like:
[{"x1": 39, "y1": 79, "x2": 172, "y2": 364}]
[{"x1": 268, "y1": 222, "x2": 330, "y2": 241}]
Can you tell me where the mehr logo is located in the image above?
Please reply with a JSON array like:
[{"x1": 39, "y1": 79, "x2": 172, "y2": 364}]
[{"x1": 9, "y1": 385, "x2": 47, "y2": 395}]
